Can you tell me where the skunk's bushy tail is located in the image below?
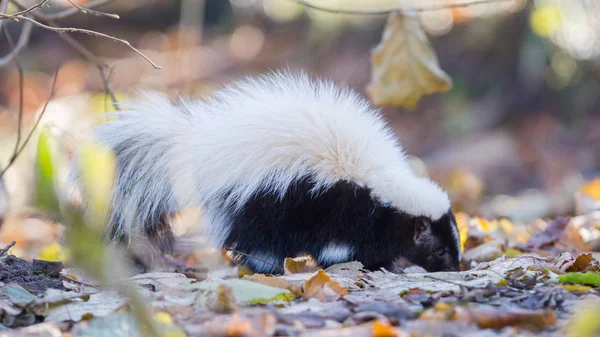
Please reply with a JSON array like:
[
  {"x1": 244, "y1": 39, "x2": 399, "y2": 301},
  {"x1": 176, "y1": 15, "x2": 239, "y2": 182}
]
[{"x1": 82, "y1": 93, "x2": 198, "y2": 251}]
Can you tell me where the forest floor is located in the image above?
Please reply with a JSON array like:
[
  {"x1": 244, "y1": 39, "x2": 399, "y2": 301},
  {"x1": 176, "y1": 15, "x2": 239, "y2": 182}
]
[{"x1": 1, "y1": 212, "x2": 600, "y2": 337}]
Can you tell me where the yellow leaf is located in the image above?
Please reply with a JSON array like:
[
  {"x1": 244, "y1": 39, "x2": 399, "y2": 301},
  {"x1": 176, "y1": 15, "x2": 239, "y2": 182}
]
[
  {"x1": 499, "y1": 219, "x2": 514, "y2": 234},
  {"x1": 530, "y1": 5, "x2": 562, "y2": 38},
  {"x1": 366, "y1": 12, "x2": 452, "y2": 110},
  {"x1": 77, "y1": 142, "x2": 116, "y2": 226},
  {"x1": 434, "y1": 302, "x2": 454, "y2": 312},
  {"x1": 153, "y1": 312, "x2": 187, "y2": 337},
  {"x1": 455, "y1": 212, "x2": 470, "y2": 253},
  {"x1": 567, "y1": 303, "x2": 600, "y2": 337},
  {"x1": 473, "y1": 217, "x2": 496, "y2": 233},
  {"x1": 560, "y1": 284, "x2": 591, "y2": 293},
  {"x1": 90, "y1": 92, "x2": 127, "y2": 115},
  {"x1": 372, "y1": 319, "x2": 398, "y2": 337},
  {"x1": 38, "y1": 242, "x2": 69, "y2": 262},
  {"x1": 580, "y1": 178, "x2": 600, "y2": 200},
  {"x1": 154, "y1": 312, "x2": 174, "y2": 325}
]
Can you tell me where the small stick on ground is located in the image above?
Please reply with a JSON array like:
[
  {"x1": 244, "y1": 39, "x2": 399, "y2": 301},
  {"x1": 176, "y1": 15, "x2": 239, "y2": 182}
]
[{"x1": 0, "y1": 241, "x2": 16, "y2": 256}]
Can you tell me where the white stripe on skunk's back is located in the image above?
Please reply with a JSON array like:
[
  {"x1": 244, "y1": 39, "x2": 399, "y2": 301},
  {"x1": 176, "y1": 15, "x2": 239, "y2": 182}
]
[{"x1": 181, "y1": 72, "x2": 449, "y2": 219}]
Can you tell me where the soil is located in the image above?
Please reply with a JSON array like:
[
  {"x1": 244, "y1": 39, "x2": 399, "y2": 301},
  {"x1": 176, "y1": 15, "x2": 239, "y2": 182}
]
[{"x1": 0, "y1": 255, "x2": 66, "y2": 295}]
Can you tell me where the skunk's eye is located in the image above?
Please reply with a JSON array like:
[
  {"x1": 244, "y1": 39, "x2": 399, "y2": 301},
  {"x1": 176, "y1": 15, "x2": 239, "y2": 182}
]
[{"x1": 435, "y1": 249, "x2": 446, "y2": 257}]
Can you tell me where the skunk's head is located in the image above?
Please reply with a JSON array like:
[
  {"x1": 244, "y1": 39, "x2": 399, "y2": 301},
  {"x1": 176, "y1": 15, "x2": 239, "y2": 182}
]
[
  {"x1": 371, "y1": 171, "x2": 460, "y2": 272},
  {"x1": 402, "y1": 209, "x2": 461, "y2": 272}
]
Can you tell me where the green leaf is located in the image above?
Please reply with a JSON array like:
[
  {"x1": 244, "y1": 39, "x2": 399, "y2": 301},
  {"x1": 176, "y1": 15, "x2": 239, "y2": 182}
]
[
  {"x1": 558, "y1": 272, "x2": 600, "y2": 286},
  {"x1": 191, "y1": 279, "x2": 294, "y2": 305},
  {"x1": 0, "y1": 284, "x2": 36, "y2": 307},
  {"x1": 35, "y1": 125, "x2": 59, "y2": 213}
]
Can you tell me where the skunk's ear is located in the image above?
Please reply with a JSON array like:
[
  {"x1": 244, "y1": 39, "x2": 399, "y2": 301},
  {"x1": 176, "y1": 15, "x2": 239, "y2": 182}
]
[{"x1": 413, "y1": 218, "x2": 431, "y2": 241}]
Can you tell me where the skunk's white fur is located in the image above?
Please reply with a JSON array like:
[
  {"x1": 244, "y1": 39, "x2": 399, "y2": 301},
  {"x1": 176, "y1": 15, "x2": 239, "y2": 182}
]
[{"x1": 91, "y1": 72, "x2": 450, "y2": 249}]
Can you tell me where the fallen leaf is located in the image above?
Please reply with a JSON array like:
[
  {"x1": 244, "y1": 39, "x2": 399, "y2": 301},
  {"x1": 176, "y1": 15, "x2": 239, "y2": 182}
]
[
  {"x1": 560, "y1": 284, "x2": 591, "y2": 293},
  {"x1": 455, "y1": 212, "x2": 470, "y2": 253},
  {"x1": 563, "y1": 213, "x2": 600, "y2": 251},
  {"x1": 363, "y1": 269, "x2": 503, "y2": 294},
  {"x1": 0, "y1": 284, "x2": 36, "y2": 307},
  {"x1": 580, "y1": 179, "x2": 600, "y2": 200},
  {"x1": 366, "y1": 11, "x2": 452, "y2": 110},
  {"x1": 0, "y1": 322, "x2": 63, "y2": 337},
  {"x1": 37, "y1": 243, "x2": 69, "y2": 262},
  {"x1": 566, "y1": 299, "x2": 600, "y2": 337},
  {"x1": 45, "y1": 290, "x2": 125, "y2": 322},
  {"x1": 554, "y1": 253, "x2": 596, "y2": 273},
  {"x1": 372, "y1": 320, "x2": 399, "y2": 337},
  {"x1": 472, "y1": 217, "x2": 496, "y2": 233},
  {"x1": 202, "y1": 284, "x2": 237, "y2": 313},
  {"x1": 452, "y1": 306, "x2": 556, "y2": 330},
  {"x1": 558, "y1": 272, "x2": 600, "y2": 286},
  {"x1": 303, "y1": 270, "x2": 348, "y2": 302},
  {"x1": 284, "y1": 256, "x2": 319, "y2": 275},
  {"x1": 298, "y1": 320, "x2": 405, "y2": 337},
  {"x1": 192, "y1": 279, "x2": 294, "y2": 305},
  {"x1": 186, "y1": 311, "x2": 276, "y2": 337},
  {"x1": 463, "y1": 240, "x2": 504, "y2": 263},
  {"x1": 516, "y1": 217, "x2": 570, "y2": 252},
  {"x1": 243, "y1": 274, "x2": 301, "y2": 297}
]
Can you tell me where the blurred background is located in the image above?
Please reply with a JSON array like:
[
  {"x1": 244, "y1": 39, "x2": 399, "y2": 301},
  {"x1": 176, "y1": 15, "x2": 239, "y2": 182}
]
[{"x1": 0, "y1": 0, "x2": 599, "y2": 258}]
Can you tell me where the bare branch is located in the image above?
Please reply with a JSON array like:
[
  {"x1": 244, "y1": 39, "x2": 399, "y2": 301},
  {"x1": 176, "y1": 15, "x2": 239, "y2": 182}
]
[
  {"x1": 290, "y1": 0, "x2": 514, "y2": 15},
  {"x1": 0, "y1": 67, "x2": 60, "y2": 179},
  {"x1": 10, "y1": 0, "x2": 48, "y2": 16},
  {"x1": 0, "y1": 12, "x2": 161, "y2": 69},
  {"x1": 0, "y1": 21, "x2": 32, "y2": 66},
  {"x1": 0, "y1": 0, "x2": 9, "y2": 34},
  {"x1": 0, "y1": 28, "x2": 25, "y2": 179},
  {"x1": 49, "y1": 0, "x2": 119, "y2": 20}
]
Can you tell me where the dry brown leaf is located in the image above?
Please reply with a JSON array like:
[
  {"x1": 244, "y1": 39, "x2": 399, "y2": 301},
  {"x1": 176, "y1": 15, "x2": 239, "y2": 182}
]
[
  {"x1": 554, "y1": 253, "x2": 595, "y2": 273},
  {"x1": 303, "y1": 270, "x2": 348, "y2": 302},
  {"x1": 203, "y1": 284, "x2": 237, "y2": 313},
  {"x1": 243, "y1": 274, "x2": 302, "y2": 297},
  {"x1": 516, "y1": 217, "x2": 570, "y2": 252},
  {"x1": 451, "y1": 306, "x2": 557, "y2": 331},
  {"x1": 366, "y1": 12, "x2": 452, "y2": 110},
  {"x1": 284, "y1": 255, "x2": 319, "y2": 275},
  {"x1": 421, "y1": 304, "x2": 556, "y2": 331},
  {"x1": 563, "y1": 214, "x2": 600, "y2": 251}
]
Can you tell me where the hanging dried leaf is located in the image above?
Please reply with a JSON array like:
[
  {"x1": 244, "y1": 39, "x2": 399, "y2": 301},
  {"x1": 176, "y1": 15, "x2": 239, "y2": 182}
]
[{"x1": 366, "y1": 12, "x2": 452, "y2": 110}]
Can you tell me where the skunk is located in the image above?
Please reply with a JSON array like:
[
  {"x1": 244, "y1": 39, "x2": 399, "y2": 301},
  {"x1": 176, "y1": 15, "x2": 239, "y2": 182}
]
[{"x1": 81, "y1": 72, "x2": 461, "y2": 273}]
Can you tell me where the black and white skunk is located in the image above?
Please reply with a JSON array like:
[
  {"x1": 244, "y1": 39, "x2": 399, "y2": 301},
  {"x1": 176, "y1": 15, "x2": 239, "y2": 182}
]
[{"x1": 80, "y1": 72, "x2": 461, "y2": 274}]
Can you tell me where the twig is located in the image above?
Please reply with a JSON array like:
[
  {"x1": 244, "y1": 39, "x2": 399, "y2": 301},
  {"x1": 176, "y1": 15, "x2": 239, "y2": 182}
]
[
  {"x1": 0, "y1": 21, "x2": 33, "y2": 66},
  {"x1": 423, "y1": 274, "x2": 478, "y2": 291},
  {"x1": 10, "y1": 0, "x2": 48, "y2": 17},
  {"x1": 0, "y1": 28, "x2": 24, "y2": 179},
  {"x1": 54, "y1": 0, "x2": 119, "y2": 20},
  {"x1": 0, "y1": 67, "x2": 60, "y2": 178},
  {"x1": 6, "y1": 0, "x2": 139, "y2": 109},
  {"x1": 290, "y1": 0, "x2": 515, "y2": 15},
  {"x1": 0, "y1": 0, "x2": 9, "y2": 34},
  {"x1": 0, "y1": 13, "x2": 161, "y2": 69},
  {"x1": 0, "y1": 241, "x2": 16, "y2": 256}
]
